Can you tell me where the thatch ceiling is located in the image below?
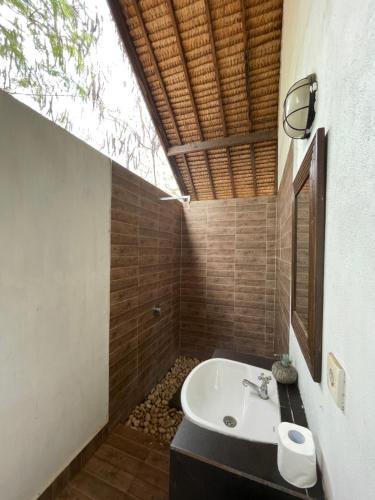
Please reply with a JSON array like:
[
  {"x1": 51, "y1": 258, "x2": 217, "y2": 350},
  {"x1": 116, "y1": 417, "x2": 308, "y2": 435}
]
[{"x1": 108, "y1": 0, "x2": 283, "y2": 200}]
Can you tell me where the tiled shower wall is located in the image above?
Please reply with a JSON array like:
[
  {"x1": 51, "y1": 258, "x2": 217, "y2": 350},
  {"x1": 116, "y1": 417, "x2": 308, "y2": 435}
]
[
  {"x1": 109, "y1": 169, "x2": 282, "y2": 424},
  {"x1": 180, "y1": 197, "x2": 277, "y2": 359},
  {"x1": 275, "y1": 147, "x2": 293, "y2": 353},
  {"x1": 109, "y1": 163, "x2": 181, "y2": 426}
]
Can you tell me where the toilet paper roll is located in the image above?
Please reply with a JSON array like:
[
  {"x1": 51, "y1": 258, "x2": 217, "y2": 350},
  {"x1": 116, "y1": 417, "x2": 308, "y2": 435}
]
[{"x1": 277, "y1": 422, "x2": 317, "y2": 488}]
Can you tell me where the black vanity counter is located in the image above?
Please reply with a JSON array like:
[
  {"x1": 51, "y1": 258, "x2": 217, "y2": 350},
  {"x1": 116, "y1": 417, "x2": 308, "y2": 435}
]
[{"x1": 170, "y1": 350, "x2": 324, "y2": 500}]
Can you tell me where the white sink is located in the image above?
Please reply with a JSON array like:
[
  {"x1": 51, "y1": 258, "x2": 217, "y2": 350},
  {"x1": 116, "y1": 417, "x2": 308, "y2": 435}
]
[{"x1": 181, "y1": 358, "x2": 280, "y2": 444}]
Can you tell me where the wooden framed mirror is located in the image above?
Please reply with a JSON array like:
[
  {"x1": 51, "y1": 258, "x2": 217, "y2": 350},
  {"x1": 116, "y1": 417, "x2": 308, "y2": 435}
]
[{"x1": 291, "y1": 128, "x2": 326, "y2": 382}]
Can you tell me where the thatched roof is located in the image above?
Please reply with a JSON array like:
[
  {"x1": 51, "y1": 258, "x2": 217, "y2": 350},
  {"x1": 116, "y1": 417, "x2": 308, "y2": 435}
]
[{"x1": 108, "y1": 0, "x2": 283, "y2": 200}]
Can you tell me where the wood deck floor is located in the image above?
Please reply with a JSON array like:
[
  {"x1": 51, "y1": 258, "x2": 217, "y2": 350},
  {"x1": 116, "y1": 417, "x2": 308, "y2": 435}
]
[{"x1": 56, "y1": 424, "x2": 169, "y2": 500}]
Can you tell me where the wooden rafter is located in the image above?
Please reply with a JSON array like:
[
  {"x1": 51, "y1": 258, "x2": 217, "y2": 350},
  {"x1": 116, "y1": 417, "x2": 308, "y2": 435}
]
[
  {"x1": 240, "y1": 0, "x2": 258, "y2": 196},
  {"x1": 129, "y1": 0, "x2": 197, "y2": 199},
  {"x1": 107, "y1": 0, "x2": 188, "y2": 196},
  {"x1": 165, "y1": 0, "x2": 216, "y2": 199},
  {"x1": 203, "y1": 0, "x2": 235, "y2": 198},
  {"x1": 167, "y1": 130, "x2": 277, "y2": 156}
]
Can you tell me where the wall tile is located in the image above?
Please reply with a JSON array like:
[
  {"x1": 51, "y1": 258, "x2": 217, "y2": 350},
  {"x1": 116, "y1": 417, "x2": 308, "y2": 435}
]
[
  {"x1": 180, "y1": 196, "x2": 277, "y2": 359},
  {"x1": 109, "y1": 162, "x2": 291, "y2": 423},
  {"x1": 109, "y1": 163, "x2": 181, "y2": 427}
]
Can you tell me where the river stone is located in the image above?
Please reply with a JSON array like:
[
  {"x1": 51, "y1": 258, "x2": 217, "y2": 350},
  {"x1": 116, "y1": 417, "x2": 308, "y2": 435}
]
[{"x1": 126, "y1": 356, "x2": 199, "y2": 443}]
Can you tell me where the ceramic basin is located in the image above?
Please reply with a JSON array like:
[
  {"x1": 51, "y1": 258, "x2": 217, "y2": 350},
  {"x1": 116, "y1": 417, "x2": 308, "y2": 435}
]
[{"x1": 181, "y1": 358, "x2": 280, "y2": 444}]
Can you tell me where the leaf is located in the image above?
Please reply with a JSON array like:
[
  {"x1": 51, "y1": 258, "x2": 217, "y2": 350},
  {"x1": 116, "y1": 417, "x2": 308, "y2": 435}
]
[
  {"x1": 59, "y1": 0, "x2": 74, "y2": 19},
  {"x1": 17, "y1": 77, "x2": 30, "y2": 87},
  {"x1": 76, "y1": 84, "x2": 87, "y2": 98},
  {"x1": 48, "y1": 33, "x2": 62, "y2": 60}
]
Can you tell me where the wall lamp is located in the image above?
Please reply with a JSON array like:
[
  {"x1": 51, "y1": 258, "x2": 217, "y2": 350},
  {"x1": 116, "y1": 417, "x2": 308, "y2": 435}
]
[{"x1": 283, "y1": 74, "x2": 318, "y2": 139}]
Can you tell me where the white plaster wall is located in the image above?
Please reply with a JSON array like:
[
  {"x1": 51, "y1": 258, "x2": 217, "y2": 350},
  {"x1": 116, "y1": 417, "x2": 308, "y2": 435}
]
[
  {"x1": 278, "y1": 2, "x2": 375, "y2": 499},
  {"x1": 0, "y1": 91, "x2": 111, "y2": 500}
]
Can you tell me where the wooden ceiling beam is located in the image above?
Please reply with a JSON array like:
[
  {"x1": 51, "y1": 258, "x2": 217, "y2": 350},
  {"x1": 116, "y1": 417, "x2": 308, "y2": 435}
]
[
  {"x1": 167, "y1": 129, "x2": 277, "y2": 156},
  {"x1": 165, "y1": 0, "x2": 216, "y2": 199},
  {"x1": 129, "y1": 0, "x2": 197, "y2": 199},
  {"x1": 240, "y1": 0, "x2": 258, "y2": 196},
  {"x1": 106, "y1": 0, "x2": 189, "y2": 197},
  {"x1": 203, "y1": 0, "x2": 235, "y2": 198}
]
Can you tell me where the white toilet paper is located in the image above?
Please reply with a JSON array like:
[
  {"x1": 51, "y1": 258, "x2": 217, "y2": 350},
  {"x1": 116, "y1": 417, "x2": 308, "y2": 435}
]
[{"x1": 277, "y1": 422, "x2": 317, "y2": 488}]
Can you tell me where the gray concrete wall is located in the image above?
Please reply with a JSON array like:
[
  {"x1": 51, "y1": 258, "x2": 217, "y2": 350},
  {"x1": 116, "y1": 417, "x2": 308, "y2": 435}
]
[
  {"x1": 0, "y1": 91, "x2": 111, "y2": 500},
  {"x1": 277, "y1": 2, "x2": 375, "y2": 499}
]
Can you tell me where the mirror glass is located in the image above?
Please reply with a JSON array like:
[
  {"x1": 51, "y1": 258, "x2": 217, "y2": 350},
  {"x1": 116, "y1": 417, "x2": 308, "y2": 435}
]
[{"x1": 295, "y1": 178, "x2": 310, "y2": 331}]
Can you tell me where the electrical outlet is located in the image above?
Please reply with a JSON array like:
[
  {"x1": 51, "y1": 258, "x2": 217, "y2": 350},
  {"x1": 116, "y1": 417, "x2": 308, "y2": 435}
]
[{"x1": 327, "y1": 353, "x2": 345, "y2": 411}]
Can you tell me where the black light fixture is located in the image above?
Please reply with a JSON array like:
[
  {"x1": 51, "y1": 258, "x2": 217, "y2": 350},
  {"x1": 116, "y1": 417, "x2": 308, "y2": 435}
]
[{"x1": 283, "y1": 74, "x2": 318, "y2": 139}]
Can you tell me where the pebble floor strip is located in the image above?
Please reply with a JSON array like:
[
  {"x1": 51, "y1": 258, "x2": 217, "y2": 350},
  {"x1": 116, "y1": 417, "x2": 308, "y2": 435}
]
[{"x1": 126, "y1": 356, "x2": 199, "y2": 443}]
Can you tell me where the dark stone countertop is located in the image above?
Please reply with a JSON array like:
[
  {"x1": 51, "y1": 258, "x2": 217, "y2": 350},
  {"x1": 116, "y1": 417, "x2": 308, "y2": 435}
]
[{"x1": 171, "y1": 349, "x2": 324, "y2": 500}]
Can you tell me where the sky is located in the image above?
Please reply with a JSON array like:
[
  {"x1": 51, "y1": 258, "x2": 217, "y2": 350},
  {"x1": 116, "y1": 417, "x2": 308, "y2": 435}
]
[{"x1": 0, "y1": 0, "x2": 180, "y2": 196}]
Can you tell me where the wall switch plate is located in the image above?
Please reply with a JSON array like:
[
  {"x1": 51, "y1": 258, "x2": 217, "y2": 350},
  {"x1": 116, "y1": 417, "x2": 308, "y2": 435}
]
[{"x1": 327, "y1": 352, "x2": 345, "y2": 411}]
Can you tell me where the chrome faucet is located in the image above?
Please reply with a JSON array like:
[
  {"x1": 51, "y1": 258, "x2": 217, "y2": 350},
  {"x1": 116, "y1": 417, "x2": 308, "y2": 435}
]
[{"x1": 242, "y1": 373, "x2": 272, "y2": 400}]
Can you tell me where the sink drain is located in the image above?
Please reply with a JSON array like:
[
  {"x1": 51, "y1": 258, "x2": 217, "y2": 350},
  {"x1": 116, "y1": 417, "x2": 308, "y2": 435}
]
[{"x1": 223, "y1": 416, "x2": 237, "y2": 428}]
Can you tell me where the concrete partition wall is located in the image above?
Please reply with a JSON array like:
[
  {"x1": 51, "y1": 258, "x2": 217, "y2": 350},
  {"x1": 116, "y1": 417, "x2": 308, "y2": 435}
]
[
  {"x1": 277, "y1": 2, "x2": 375, "y2": 499},
  {"x1": 0, "y1": 91, "x2": 111, "y2": 500}
]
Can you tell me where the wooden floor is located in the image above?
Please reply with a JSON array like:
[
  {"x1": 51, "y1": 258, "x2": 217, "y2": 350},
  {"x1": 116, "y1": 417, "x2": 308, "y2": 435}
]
[{"x1": 57, "y1": 424, "x2": 169, "y2": 500}]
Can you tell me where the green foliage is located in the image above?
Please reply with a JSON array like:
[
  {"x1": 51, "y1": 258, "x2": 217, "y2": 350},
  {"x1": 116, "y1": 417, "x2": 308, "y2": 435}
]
[
  {"x1": 0, "y1": 1, "x2": 178, "y2": 194},
  {"x1": 0, "y1": 0, "x2": 102, "y2": 122}
]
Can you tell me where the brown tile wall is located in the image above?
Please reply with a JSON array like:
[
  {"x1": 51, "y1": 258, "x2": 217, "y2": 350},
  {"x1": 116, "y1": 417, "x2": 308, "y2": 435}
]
[
  {"x1": 180, "y1": 197, "x2": 277, "y2": 359},
  {"x1": 275, "y1": 146, "x2": 294, "y2": 354},
  {"x1": 109, "y1": 163, "x2": 181, "y2": 427},
  {"x1": 109, "y1": 153, "x2": 296, "y2": 424}
]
